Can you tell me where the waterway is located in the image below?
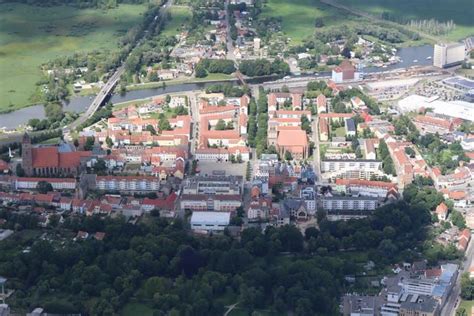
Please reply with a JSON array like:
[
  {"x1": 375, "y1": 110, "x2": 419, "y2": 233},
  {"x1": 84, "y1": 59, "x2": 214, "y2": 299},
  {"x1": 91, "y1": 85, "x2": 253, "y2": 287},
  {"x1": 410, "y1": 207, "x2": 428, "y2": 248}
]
[{"x1": 0, "y1": 45, "x2": 434, "y2": 129}]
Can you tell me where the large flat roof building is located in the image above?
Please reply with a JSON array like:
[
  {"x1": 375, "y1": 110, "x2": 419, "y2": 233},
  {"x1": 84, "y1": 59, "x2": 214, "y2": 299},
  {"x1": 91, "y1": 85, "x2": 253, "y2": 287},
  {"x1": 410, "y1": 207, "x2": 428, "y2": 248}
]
[
  {"x1": 433, "y1": 43, "x2": 465, "y2": 68},
  {"x1": 398, "y1": 95, "x2": 474, "y2": 122}
]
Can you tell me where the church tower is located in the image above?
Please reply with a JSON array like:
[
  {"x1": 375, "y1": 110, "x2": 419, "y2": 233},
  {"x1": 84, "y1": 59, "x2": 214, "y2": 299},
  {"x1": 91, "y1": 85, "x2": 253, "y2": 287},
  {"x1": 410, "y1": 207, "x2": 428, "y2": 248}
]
[{"x1": 22, "y1": 133, "x2": 33, "y2": 176}]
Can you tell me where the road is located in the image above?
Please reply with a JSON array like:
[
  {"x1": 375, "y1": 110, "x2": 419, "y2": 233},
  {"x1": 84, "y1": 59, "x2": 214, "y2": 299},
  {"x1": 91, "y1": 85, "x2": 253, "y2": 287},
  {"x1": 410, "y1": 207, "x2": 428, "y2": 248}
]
[
  {"x1": 312, "y1": 116, "x2": 322, "y2": 181},
  {"x1": 66, "y1": 66, "x2": 125, "y2": 131},
  {"x1": 320, "y1": 0, "x2": 441, "y2": 43},
  {"x1": 442, "y1": 239, "x2": 474, "y2": 315},
  {"x1": 224, "y1": 0, "x2": 235, "y2": 61}
]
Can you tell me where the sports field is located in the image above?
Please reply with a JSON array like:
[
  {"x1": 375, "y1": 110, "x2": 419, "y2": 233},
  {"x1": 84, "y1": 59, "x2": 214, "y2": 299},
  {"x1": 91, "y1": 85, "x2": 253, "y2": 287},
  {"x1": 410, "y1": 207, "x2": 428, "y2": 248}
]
[
  {"x1": 337, "y1": 0, "x2": 474, "y2": 40},
  {"x1": 0, "y1": 3, "x2": 147, "y2": 112},
  {"x1": 161, "y1": 6, "x2": 192, "y2": 37}
]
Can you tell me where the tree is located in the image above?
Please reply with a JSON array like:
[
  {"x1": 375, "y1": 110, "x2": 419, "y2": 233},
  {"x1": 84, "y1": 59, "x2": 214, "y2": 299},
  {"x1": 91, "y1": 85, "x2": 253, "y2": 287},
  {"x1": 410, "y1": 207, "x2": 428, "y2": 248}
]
[
  {"x1": 215, "y1": 119, "x2": 227, "y2": 131},
  {"x1": 284, "y1": 151, "x2": 293, "y2": 161},
  {"x1": 146, "y1": 125, "x2": 157, "y2": 135},
  {"x1": 195, "y1": 64, "x2": 207, "y2": 78},
  {"x1": 84, "y1": 137, "x2": 95, "y2": 151},
  {"x1": 314, "y1": 17, "x2": 324, "y2": 28},
  {"x1": 450, "y1": 210, "x2": 466, "y2": 229},
  {"x1": 301, "y1": 115, "x2": 312, "y2": 134},
  {"x1": 16, "y1": 164, "x2": 25, "y2": 177},
  {"x1": 105, "y1": 136, "x2": 113, "y2": 148},
  {"x1": 341, "y1": 47, "x2": 351, "y2": 59},
  {"x1": 37, "y1": 181, "x2": 53, "y2": 194},
  {"x1": 159, "y1": 116, "x2": 172, "y2": 131}
]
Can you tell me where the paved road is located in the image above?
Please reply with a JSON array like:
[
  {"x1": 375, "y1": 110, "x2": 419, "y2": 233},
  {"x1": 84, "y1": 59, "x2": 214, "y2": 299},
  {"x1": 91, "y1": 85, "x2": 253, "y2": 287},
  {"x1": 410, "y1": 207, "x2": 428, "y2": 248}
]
[
  {"x1": 442, "y1": 239, "x2": 474, "y2": 315},
  {"x1": 224, "y1": 0, "x2": 236, "y2": 61},
  {"x1": 312, "y1": 116, "x2": 322, "y2": 181}
]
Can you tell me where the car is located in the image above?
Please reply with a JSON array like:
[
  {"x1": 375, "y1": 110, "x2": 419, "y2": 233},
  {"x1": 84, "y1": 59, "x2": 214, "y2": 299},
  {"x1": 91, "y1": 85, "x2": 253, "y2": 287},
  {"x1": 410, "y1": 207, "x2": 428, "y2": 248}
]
[{"x1": 283, "y1": 76, "x2": 291, "y2": 80}]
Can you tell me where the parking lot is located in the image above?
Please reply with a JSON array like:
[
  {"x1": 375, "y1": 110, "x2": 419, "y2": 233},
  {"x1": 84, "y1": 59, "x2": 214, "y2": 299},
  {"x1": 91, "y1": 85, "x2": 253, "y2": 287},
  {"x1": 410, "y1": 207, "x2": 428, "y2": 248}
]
[{"x1": 197, "y1": 161, "x2": 246, "y2": 177}]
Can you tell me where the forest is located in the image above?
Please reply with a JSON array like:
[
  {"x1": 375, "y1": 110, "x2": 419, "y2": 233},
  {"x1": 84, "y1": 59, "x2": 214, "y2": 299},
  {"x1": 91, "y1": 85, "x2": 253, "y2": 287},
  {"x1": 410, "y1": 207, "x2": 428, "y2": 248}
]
[{"x1": 0, "y1": 184, "x2": 456, "y2": 315}]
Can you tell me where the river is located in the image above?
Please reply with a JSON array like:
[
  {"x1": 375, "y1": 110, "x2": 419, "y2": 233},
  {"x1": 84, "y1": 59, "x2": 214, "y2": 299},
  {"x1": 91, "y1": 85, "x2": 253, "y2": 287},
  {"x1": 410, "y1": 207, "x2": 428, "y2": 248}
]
[{"x1": 0, "y1": 45, "x2": 434, "y2": 129}]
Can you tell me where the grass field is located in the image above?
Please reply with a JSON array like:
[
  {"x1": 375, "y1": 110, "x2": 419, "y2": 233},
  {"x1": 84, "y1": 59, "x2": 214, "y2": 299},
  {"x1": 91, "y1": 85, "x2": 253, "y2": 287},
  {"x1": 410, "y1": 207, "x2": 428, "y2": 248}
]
[
  {"x1": 336, "y1": 0, "x2": 474, "y2": 40},
  {"x1": 457, "y1": 300, "x2": 474, "y2": 314},
  {"x1": 261, "y1": 0, "x2": 332, "y2": 45},
  {"x1": 161, "y1": 6, "x2": 192, "y2": 38},
  {"x1": 0, "y1": 3, "x2": 148, "y2": 112}
]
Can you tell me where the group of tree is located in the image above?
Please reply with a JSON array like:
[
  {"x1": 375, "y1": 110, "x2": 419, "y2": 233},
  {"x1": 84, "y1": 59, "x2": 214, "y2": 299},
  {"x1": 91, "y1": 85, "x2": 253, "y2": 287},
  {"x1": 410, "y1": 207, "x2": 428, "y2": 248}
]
[
  {"x1": 379, "y1": 139, "x2": 396, "y2": 176},
  {"x1": 195, "y1": 59, "x2": 236, "y2": 78},
  {"x1": 205, "y1": 83, "x2": 248, "y2": 97},
  {"x1": 239, "y1": 58, "x2": 290, "y2": 77}
]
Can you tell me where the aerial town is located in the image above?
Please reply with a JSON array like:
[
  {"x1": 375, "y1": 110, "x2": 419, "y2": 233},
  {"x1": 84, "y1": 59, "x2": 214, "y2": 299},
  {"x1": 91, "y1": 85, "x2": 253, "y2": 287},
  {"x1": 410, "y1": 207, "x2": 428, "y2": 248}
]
[{"x1": 0, "y1": 0, "x2": 474, "y2": 315}]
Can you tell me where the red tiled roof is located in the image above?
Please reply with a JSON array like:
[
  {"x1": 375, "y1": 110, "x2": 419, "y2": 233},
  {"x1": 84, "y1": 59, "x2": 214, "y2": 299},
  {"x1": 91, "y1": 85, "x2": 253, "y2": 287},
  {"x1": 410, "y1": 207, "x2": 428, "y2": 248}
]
[
  {"x1": 335, "y1": 178, "x2": 397, "y2": 190},
  {"x1": 435, "y1": 202, "x2": 448, "y2": 214},
  {"x1": 277, "y1": 129, "x2": 308, "y2": 147}
]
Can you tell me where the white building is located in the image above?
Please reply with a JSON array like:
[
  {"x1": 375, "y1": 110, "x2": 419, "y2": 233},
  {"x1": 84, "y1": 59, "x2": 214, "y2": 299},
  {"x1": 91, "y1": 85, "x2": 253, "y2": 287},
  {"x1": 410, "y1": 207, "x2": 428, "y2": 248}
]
[
  {"x1": 190, "y1": 211, "x2": 231, "y2": 232},
  {"x1": 180, "y1": 194, "x2": 242, "y2": 212},
  {"x1": 398, "y1": 95, "x2": 474, "y2": 122},
  {"x1": 14, "y1": 177, "x2": 76, "y2": 190},
  {"x1": 95, "y1": 176, "x2": 160, "y2": 192},
  {"x1": 321, "y1": 159, "x2": 383, "y2": 180},
  {"x1": 321, "y1": 196, "x2": 379, "y2": 211},
  {"x1": 433, "y1": 43, "x2": 465, "y2": 68}
]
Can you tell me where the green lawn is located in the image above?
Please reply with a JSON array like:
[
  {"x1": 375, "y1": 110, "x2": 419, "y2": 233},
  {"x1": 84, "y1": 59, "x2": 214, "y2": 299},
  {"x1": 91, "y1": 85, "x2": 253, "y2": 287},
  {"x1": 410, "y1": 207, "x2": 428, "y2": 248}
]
[
  {"x1": 161, "y1": 6, "x2": 192, "y2": 38},
  {"x1": 334, "y1": 126, "x2": 347, "y2": 138},
  {"x1": 0, "y1": 2, "x2": 148, "y2": 112},
  {"x1": 337, "y1": 0, "x2": 474, "y2": 40},
  {"x1": 457, "y1": 300, "x2": 474, "y2": 315},
  {"x1": 121, "y1": 303, "x2": 155, "y2": 316}
]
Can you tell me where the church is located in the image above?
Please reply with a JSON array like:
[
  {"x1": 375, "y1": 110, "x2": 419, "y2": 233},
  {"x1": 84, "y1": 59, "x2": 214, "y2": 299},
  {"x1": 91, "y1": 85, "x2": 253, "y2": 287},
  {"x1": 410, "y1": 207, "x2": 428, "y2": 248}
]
[{"x1": 21, "y1": 133, "x2": 91, "y2": 177}]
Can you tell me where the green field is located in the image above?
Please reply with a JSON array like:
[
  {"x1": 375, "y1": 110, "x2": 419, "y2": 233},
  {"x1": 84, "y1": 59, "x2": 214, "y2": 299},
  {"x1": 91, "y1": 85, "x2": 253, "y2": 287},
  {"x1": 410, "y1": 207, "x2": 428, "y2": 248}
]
[
  {"x1": 0, "y1": 3, "x2": 148, "y2": 112},
  {"x1": 457, "y1": 300, "x2": 474, "y2": 315},
  {"x1": 337, "y1": 0, "x2": 474, "y2": 40},
  {"x1": 261, "y1": 0, "x2": 365, "y2": 45},
  {"x1": 261, "y1": 0, "x2": 329, "y2": 45},
  {"x1": 161, "y1": 6, "x2": 192, "y2": 37}
]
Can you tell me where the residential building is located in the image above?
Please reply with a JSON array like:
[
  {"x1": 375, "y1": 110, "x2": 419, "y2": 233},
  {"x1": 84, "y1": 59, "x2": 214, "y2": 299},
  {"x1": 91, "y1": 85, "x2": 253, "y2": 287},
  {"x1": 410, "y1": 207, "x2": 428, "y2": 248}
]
[
  {"x1": 321, "y1": 196, "x2": 379, "y2": 211},
  {"x1": 334, "y1": 178, "x2": 398, "y2": 199},
  {"x1": 331, "y1": 60, "x2": 360, "y2": 83},
  {"x1": 435, "y1": 202, "x2": 449, "y2": 221},
  {"x1": 14, "y1": 177, "x2": 76, "y2": 191},
  {"x1": 180, "y1": 194, "x2": 242, "y2": 212},
  {"x1": 95, "y1": 175, "x2": 160, "y2": 192},
  {"x1": 276, "y1": 129, "x2": 309, "y2": 160},
  {"x1": 433, "y1": 43, "x2": 465, "y2": 68},
  {"x1": 321, "y1": 159, "x2": 383, "y2": 180},
  {"x1": 345, "y1": 118, "x2": 356, "y2": 137}
]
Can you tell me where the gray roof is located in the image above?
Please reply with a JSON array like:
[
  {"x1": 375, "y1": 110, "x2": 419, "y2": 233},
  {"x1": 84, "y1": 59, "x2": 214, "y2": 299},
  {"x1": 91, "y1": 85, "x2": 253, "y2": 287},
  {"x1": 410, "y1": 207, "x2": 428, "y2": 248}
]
[
  {"x1": 346, "y1": 118, "x2": 356, "y2": 132},
  {"x1": 400, "y1": 295, "x2": 438, "y2": 313}
]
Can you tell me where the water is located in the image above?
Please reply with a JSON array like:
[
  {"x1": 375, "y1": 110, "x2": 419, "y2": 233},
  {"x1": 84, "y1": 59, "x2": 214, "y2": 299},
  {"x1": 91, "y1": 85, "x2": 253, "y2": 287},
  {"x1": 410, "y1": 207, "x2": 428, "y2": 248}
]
[{"x1": 0, "y1": 45, "x2": 435, "y2": 129}]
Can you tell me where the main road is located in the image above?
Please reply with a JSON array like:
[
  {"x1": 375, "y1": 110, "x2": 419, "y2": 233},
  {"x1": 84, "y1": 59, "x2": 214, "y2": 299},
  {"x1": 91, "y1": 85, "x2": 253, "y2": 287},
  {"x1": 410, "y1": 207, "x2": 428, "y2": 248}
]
[{"x1": 442, "y1": 239, "x2": 474, "y2": 315}]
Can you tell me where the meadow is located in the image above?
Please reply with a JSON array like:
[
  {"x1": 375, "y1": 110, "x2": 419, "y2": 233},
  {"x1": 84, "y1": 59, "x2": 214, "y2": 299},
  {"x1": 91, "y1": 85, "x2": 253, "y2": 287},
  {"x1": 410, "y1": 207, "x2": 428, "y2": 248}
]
[
  {"x1": 337, "y1": 0, "x2": 474, "y2": 40},
  {"x1": 0, "y1": 2, "x2": 148, "y2": 112},
  {"x1": 161, "y1": 6, "x2": 192, "y2": 38},
  {"x1": 260, "y1": 0, "x2": 365, "y2": 45}
]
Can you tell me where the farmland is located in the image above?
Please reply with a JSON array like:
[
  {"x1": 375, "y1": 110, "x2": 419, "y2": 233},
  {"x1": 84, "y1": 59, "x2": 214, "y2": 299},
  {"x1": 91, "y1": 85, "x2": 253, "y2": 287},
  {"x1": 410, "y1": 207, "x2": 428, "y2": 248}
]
[
  {"x1": 336, "y1": 0, "x2": 474, "y2": 40},
  {"x1": 0, "y1": 2, "x2": 148, "y2": 112}
]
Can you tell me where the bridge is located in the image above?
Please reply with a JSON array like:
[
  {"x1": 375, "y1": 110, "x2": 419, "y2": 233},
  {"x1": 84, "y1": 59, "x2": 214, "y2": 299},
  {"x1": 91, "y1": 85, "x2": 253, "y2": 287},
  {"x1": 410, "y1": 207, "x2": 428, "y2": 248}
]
[{"x1": 66, "y1": 66, "x2": 125, "y2": 131}]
